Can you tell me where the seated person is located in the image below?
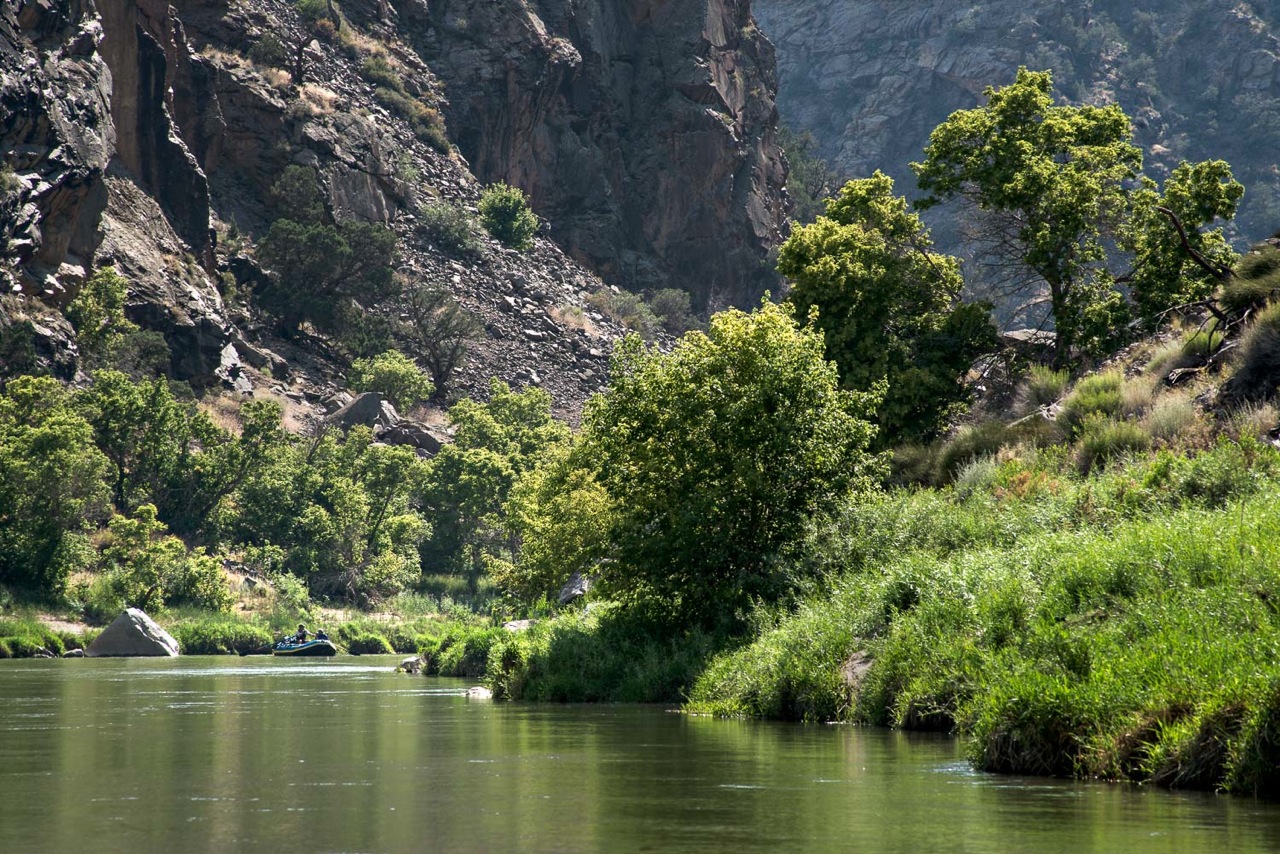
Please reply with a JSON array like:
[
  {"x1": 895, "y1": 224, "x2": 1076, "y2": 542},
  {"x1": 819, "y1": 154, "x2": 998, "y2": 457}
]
[
  {"x1": 295, "y1": 624, "x2": 309, "y2": 643},
  {"x1": 315, "y1": 628, "x2": 329, "y2": 641}
]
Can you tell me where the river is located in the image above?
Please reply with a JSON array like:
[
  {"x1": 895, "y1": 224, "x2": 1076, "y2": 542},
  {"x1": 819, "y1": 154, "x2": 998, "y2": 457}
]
[{"x1": 2, "y1": 656, "x2": 1279, "y2": 852}]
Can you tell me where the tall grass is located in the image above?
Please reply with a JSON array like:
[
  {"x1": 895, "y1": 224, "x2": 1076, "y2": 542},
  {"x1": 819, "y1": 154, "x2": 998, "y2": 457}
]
[
  {"x1": 486, "y1": 604, "x2": 719, "y2": 702},
  {"x1": 683, "y1": 439, "x2": 1280, "y2": 793}
]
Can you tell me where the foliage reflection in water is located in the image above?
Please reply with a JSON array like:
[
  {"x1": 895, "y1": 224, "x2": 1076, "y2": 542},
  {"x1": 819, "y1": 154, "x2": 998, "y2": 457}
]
[{"x1": 3, "y1": 657, "x2": 1280, "y2": 853}]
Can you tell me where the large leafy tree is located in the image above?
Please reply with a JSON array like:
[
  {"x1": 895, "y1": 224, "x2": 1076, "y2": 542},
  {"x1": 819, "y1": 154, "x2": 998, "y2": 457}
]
[
  {"x1": 418, "y1": 380, "x2": 570, "y2": 588},
  {"x1": 913, "y1": 68, "x2": 1241, "y2": 365},
  {"x1": 582, "y1": 302, "x2": 882, "y2": 627},
  {"x1": 0, "y1": 377, "x2": 109, "y2": 594},
  {"x1": 229, "y1": 426, "x2": 427, "y2": 603},
  {"x1": 778, "y1": 171, "x2": 996, "y2": 445}
]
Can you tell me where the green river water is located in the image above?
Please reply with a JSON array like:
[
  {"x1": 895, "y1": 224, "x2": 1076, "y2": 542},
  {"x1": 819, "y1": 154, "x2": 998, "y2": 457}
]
[{"x1": 2, "y1": 656, "x2": 1280, "y2": 852}]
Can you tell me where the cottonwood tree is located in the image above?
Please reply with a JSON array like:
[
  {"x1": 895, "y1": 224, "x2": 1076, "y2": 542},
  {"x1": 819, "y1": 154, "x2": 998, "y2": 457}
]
[
  {"x1": 777, "y1": 171, "x2": 996, "y2": 445},
  {"x1": 913, "y1": 68, "x2": 1241, "y2": 366}
]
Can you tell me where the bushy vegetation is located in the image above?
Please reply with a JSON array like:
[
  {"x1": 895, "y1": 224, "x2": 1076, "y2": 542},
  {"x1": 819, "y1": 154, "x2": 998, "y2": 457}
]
[
  {"x1": 348, "y1": 349, "x2": 434, "y2": 411},
  {"x1": 478, "y1": 183, "x2": 538, "y2": 252},
  {"x1": 486, "y1": 605, "x2": 719, "y2": 702},
  {"x1": 418, "y1": 201, "x2": 484, "y2": 258},
  {"x1": 686, "y1": 440, "x2": 1280, "y2": 794}
]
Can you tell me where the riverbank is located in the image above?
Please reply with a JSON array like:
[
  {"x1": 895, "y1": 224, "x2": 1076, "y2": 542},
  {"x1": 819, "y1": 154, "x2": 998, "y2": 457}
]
[
  {"x1": 483, "y1": 437, "x2": 1280, "y2": 795},
  {"x1": 680, "y1": 437, "x2": 1280, "y2": 795}
]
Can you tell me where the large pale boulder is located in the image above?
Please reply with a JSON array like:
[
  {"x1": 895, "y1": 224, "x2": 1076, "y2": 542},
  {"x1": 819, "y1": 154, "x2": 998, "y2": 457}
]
[{"x1": 86, "y1": 608, "x2": 179, "y2": 657}]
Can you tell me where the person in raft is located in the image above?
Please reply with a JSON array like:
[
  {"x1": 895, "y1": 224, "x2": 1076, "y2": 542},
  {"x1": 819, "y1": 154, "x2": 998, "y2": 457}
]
[
  {"x1": 294, "y1": 624, "x2": 309, "y2": 644},
  {"x1": 315, "y1": 628, "x2": 329, "y2": 641}
]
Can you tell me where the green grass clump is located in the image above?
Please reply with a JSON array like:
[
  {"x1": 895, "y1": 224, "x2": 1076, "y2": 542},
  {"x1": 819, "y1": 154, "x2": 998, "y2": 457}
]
[
  {"x1": 170, "y1": 616, "x2": 273, "y2": 655},
  {"x1": 1022, "y1": 364, "x2": 1069, "y2": 410},
  {"x1": 1060, "y1": 370, "x2": 1124, "y2": 435},
  {"x1": 420, "y1": 624, "x2": 506, "y2": 677},
  {"x1": 935, "y1": 421, "x2": 1010, "y2": 483},
  {"x1": 1076, "y1": 415, "x2": 1151, "y2": 473},
  {"x1": 486, "y1": 605, "x2": 719, "y2": 703},
  {"x1": 0, "y1": 617, "x2": 74, "y2": 657},
  {"x1": 1226, "y1": 302, "x2": 1280, "y2": 402}
]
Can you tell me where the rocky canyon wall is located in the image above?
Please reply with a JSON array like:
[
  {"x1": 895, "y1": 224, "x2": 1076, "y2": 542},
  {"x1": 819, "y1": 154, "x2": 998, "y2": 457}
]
[
  {"x1": 398, "y1": 0, "x2": 789, "y2": 308},
  {"x1": 754, "y1": 0, "x2": 1280, "y2": 240}
]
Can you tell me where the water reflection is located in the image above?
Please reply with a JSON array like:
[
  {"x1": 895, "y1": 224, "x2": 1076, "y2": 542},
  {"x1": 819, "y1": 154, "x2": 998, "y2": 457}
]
[{"x1": 2, "y1": 657, "x2": 1280, "y2": 852}]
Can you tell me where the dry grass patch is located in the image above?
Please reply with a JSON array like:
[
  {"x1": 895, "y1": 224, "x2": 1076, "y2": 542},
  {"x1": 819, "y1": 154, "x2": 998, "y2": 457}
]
[
  {"x1": 552, "y1": 304, "x2": 597, "y2": 335},
  {"x1": 299, "y1": 83, "x2": 340, "y2": 115}
]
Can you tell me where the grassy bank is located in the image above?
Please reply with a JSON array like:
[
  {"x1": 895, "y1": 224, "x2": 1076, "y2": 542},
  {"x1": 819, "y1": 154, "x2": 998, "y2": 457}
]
[
  {"x1": 485, "y1": 604, "x2": 721, "y2": 703},
  {"x1": 683, "y1": 439, "x2": 1280, "y2": 794}
]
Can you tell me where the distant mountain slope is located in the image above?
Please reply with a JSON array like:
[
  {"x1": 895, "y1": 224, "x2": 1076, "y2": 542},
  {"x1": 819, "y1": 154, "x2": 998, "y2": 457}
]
[{"x1": 756, "y1": 0, "x2": 1280, "y2": 240}]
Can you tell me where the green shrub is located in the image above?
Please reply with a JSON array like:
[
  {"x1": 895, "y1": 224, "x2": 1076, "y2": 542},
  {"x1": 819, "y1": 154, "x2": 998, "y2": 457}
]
[
  {"x1": 936, "y1": 421, "x2": 1010, "y2": 483},
  {"x1": 418, "y1": 202, "x2": 483, "y2": 258},
  {"x1": 585, "y1": 290, "x2": 660, "y2": 339},
  {"x1": 427, "y1": 625, "x2": 504, "y2": 677},
  {"x1": 487, "y1": 606, "x2": 719, "y2": 703},
  {"x1": 646, "y1": 288, "x2": 701, "y2": 335},
  {"x1": 1060, "y1": 370, "x2": 1124, "y2": 435},
  {"x1": 171, "y1": 617, "x2": 272, "y2": 654},
  {"x1": 478, "y1": 183, "x2": 538, "y2": 252},
  {"x1": 0, "y1": 617, "x2": 68, "y2": 657},
  {"x1": 348, "y1": 633, "x2": 394, "y2": 655},
  {"x1": 0, "y1": 639, "x2": 10, "y2": 658},
  {"x1": 360, "y1": 56, "x2": 404, "y2": 94},
  {"x1": 1226, "y1": 302, "x2": 1280, "y2": 402},
  {"x1": 248, "y1": 33, "x2": 290, "y2": 69},
  {"x1": 348, "y1": 349, "x2": 434, "y2": 411},
  {"x1": 293, "y1": 0, "x2": 329, "y2": 24},
  {"x1": 1076, "y1": 415, "x2": 1152, "y2": 473},
  {"x1": 1022, "y1": 364, "x2": 1069, "y2": 409}
]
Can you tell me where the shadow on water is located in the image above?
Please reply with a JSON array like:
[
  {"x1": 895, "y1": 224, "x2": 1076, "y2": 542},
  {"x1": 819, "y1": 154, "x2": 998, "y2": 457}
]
[{"x1": 3, "y1": 657, "x2": 1280, "y2": 852}]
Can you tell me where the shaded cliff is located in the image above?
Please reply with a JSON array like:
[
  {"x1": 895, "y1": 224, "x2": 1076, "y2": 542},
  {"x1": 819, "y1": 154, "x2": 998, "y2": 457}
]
[
  {"x1": 398, "y1": 0, "x2": 789, "y2": 309},
  {"x1": 755, "y1": 0, "x2": 1280, "y2": 239}
]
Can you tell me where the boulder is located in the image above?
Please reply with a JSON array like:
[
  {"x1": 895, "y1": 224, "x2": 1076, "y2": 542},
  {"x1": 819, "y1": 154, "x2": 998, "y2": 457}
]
[
  {"x1": 397, "y1": 656, "x2": 425, "y2": 674},
  {"x1": 86, "y1": 608, "x2": 179, "y2": 657},
  {"x1": 327, "y1": 392, "x2": 399, "y2": 431},
  {"x1": 558, "y1": 569, "x2": 591, "y2": 604},
  {"x1": 376, "y1": 420, "x2": 443, "y2": 455}
]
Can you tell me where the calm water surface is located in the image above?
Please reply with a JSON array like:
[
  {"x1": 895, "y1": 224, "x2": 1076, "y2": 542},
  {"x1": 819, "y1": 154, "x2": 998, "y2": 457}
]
[{"x1": 3, "y1": 656, "x2": 1280, "y2": 852}]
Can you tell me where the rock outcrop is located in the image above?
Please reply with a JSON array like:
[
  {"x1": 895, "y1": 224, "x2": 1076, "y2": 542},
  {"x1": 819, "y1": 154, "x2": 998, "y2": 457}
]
[
  {"x1": 3, "y1": 0, "x2": 783, "y2": 422},
  {"x1": 86, "y1": 607, "x2": 180, "y2": 657},
  {"x1": 398, "y1": 0, "x2": 789, "y2": 308},
  {"x1": 755, "y1": 0, "x2": 1280, "y2": 239},
  {"x1": 0, "y1": 0, "x2": 112, "y2": 302}
]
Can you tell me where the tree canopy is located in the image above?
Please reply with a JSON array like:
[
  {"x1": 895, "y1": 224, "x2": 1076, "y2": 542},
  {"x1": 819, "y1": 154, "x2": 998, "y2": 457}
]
[
  {"x1": 581, "y1": 301, "x2": 882, "y2": 627},
  {"x1": 778, "y1": 171, "x2": 996, "y2": 445},
  {"x1": 913, "y1": 68, "x2": 1241, "y2": 365}
]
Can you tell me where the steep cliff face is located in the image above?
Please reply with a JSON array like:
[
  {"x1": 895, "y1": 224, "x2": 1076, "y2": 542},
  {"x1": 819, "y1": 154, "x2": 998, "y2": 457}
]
[
  {"x1": 3, "y1": 0, "x2": 668, "y2": 420},
  {"x1": 1, "y1": 0, "x2": 112, "y2": 301},
  {"x1": 755, "y1": 0, "x2": 1280, "y2": 237},
  {"x1": 401, "y1": 0, "x2": 789, "y2": 308}
]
